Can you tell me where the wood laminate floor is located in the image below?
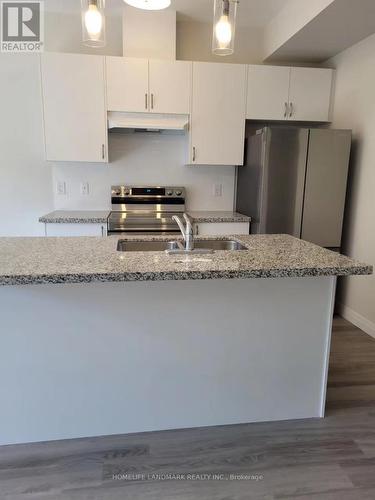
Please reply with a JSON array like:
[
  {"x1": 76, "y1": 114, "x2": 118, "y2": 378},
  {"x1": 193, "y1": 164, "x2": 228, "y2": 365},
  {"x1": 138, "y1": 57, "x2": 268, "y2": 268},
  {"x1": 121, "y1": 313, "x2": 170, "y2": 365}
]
[{"x1": 1, "y1": 317, "x2": 375, "y2": 500}]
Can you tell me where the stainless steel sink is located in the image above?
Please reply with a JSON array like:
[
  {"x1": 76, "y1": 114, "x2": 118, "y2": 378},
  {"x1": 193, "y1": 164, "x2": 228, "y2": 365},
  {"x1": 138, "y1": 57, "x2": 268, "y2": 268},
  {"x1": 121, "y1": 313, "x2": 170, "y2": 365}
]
[
  {"x1": 117, "y1": 240, "x2": 181, "y2": 252},
  {"x1": 194, "y1": 239, "x2": 248, "y2": 251},
  {"x1": 117, "y1": 239, "x2": 248, "y2": 253}
]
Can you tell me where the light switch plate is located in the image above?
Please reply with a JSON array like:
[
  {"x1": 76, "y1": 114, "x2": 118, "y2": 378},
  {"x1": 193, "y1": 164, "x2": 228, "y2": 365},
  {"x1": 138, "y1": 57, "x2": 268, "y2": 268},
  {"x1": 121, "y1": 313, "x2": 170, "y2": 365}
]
[
  {"x1": 56, "y1": 181, "x2": 66, "y2": 196},
  {"x1": 80, "y1": 182, "x2": 90, "y2": 196},
  {"x1": 213, "y1": 183, "x2": 223, "y2": 197}
]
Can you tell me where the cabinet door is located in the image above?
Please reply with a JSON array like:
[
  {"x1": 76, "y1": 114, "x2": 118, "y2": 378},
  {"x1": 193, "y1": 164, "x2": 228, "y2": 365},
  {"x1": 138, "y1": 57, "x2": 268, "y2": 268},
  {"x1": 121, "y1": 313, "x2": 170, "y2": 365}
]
[
  {"x1": 106, "y1": 57, "x2": 149, "y2": 112},
  {"x1": 190, "y1": 62, "x2": 246, "y2": 166},
  {"x1": 149, "y1": 60, "x2": 191, "y2": 114},
  {"x1": 45, "y1": 224, "x2": 106, "y2": 237},
  {"x1": 41, "y1": 53, "x2": 107, "y2": 162},
  {"x1": 288, "y1": 68, "x2": 333, "y2": 122},
  {"x1": 195, "y1": 222, "x2": 250, "y2": 236},
  {"x1": 247, "y1": 65, "x2": 290, "y2": 120}
]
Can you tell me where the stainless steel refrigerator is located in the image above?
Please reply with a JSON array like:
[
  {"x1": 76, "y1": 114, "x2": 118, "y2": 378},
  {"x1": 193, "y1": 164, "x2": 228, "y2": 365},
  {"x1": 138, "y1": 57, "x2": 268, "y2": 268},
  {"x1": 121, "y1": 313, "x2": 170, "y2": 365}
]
[{"x1": 236, "y1": 126, "x2": 352, "y2": 249}]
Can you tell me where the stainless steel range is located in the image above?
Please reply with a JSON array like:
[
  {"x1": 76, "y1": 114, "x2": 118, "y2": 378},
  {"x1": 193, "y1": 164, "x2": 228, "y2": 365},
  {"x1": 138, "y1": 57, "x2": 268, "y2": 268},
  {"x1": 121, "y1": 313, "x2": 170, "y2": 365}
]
[{"x1": 108, "y1": 185, "x2": 186, "y2": 235}]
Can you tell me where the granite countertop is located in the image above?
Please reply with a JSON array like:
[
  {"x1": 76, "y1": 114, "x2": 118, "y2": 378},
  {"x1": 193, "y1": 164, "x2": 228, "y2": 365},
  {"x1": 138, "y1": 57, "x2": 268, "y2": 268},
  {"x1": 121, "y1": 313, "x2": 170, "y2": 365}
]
[
  {"x1": 187, "y1": 211, "x2": 250, "y2": 223},
  {"x1": 0, "y1": 234, "x2": 371, "y2": 286},
  {"x1": 39, "y1": 210, "x2": 250, "y2": 224},
  {"x1": 39, "y1": 211, "x2": 110, "y2": 224}
]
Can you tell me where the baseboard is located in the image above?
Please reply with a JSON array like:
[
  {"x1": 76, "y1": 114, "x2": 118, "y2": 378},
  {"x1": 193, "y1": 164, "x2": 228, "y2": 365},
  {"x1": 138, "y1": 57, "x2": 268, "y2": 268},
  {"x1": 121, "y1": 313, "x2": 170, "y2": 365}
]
[{"x1": 337, "y1": 303, "x2": 375, "y2": 339}]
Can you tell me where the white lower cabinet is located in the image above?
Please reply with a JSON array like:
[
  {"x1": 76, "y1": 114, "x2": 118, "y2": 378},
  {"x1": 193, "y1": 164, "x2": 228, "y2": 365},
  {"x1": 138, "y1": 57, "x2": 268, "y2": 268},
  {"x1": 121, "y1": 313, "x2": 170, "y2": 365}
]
[
  {"x1": 44, "y1": 224, "x2": 107, "y2": 237},
  {"x1": 45, "y1": 222, "x2": 248, "y2": 238},
  {"x1": 194, "y1": 222, "x2": 250, "y2": 236}
]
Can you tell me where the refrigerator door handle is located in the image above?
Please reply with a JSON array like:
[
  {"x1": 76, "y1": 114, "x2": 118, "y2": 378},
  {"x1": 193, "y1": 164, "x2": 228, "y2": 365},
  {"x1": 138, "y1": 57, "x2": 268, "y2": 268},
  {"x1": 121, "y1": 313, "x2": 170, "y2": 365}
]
[{"x1": 284, "y1": 102, "x2": 288, "y2": 118}]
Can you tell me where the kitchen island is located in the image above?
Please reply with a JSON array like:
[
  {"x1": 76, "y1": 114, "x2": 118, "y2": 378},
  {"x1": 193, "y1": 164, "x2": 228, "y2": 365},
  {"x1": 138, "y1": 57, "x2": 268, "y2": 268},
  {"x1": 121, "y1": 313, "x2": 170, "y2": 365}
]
[{"x1": 0, "y1": 234, "x2": 371, "y2": 445}]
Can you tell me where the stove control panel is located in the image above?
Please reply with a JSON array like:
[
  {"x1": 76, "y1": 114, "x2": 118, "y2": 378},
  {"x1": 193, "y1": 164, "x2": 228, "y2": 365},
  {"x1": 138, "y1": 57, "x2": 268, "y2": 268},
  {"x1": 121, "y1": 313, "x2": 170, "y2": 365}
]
[{"x1": 111, "y1": 186, "x2": 186, "y2": 200}]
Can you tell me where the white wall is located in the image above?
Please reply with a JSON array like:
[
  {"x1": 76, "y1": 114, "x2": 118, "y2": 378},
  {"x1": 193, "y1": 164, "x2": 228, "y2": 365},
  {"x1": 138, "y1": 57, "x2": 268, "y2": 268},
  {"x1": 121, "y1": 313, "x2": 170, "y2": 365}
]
[
  {"x1": 0, "y1": 54, "x2": 53, "y2": 236},
  {"x1": 177, "y1": 22, "x2": 264, "y2": 64},
  {"x1": 45, "y1": 13, "x2": 123, "y2": 56},
  {"x1": 53, "y1": 132, "x2": 235, "y2": 211},
  {"x1": 123, "y1": 7, "x2": 176, "y2": 60},
  {"x1": 328, "y1": 33, "x2": 375, "y2": 336},
  {"x1": 45, "y1": 12, "x2": 265, "y2": 64}
]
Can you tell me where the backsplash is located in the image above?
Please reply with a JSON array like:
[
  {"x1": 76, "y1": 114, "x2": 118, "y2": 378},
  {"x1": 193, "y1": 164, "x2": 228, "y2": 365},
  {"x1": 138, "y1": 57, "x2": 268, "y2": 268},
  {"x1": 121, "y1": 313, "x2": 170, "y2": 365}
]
[{"x1": 52, "y1": 132, "x2": 236, "y2": 211}]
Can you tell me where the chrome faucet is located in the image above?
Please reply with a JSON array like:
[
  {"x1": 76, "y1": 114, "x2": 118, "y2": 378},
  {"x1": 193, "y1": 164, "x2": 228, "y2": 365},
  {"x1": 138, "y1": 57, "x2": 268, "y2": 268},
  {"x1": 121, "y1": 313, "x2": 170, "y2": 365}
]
[{"x1": 172, "y1": 214, "x2": 194, "y2": 251}]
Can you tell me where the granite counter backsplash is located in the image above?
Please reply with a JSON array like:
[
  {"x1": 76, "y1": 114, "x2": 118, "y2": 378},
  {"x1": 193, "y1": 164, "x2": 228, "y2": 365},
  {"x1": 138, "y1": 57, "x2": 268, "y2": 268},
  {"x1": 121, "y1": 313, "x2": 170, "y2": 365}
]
[{"x1": 0, "y1": 234, "x2": 371, "y2": 286}]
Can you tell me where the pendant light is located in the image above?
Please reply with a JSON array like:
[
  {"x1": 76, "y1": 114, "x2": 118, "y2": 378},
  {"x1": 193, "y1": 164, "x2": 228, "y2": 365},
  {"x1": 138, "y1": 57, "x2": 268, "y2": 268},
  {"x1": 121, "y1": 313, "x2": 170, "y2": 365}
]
[
  {"x1": 123, "y1": 0, "x2": 171, "y2": 10},
  {"x1": 212, "y1": 0, "x2": 238, "y2": 56},
  {"x1": 81, "y1": 0, "x2": 106, "y2": 48}
]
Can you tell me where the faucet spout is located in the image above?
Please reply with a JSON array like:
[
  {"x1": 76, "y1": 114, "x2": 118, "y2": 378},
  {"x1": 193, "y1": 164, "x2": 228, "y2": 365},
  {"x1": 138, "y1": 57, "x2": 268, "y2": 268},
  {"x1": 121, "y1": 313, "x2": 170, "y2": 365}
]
[
  {"x1": 172, "y1": 214, "x2": 194, "y2": 251},
  {"x1": 172, "y1": 215, "x2": 186, "y2": 240}
]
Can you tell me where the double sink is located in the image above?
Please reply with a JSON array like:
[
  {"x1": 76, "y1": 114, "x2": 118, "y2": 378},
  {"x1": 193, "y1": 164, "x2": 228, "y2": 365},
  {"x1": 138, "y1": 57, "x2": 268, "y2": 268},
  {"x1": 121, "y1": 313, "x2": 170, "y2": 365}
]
[{"x1": 117, "y1": 239, "x2": 248, "y2": 253}]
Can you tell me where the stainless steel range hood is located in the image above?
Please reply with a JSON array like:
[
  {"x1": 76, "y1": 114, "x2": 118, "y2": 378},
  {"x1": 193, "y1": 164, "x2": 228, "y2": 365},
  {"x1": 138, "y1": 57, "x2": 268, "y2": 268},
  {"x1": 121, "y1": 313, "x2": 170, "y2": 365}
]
[{"x1": 107, "y1": 111, "x2": 189, "y2": 132}]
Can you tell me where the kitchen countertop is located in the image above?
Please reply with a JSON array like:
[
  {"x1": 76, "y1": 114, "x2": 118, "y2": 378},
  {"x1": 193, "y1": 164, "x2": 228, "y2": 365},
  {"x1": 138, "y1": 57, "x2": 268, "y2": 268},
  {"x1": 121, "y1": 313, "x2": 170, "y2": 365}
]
[
  {"x1": 39, "y1": 210, "x2": 250, "y2": 224},
  {"x1": 187, "y1": 211, "x2": 250, "y2": 223},
  {"x1": 39, "y1": 211, "x2": 110, "y2": 224},
  {"x1": 0, "y1": 234, "x2": 371, "y2": 286}
]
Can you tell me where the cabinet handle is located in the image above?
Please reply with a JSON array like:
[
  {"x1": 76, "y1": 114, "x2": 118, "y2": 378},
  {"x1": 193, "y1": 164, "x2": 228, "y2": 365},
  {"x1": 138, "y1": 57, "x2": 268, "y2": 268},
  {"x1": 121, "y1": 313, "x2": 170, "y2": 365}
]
[
  {"x1": 145, "y1": 93, "x2": 148, "y2": 110},
  {"x1": 289, "y1": 102, "x2": 293, "y2": 117},
  {"x1": 151, "y1": 93, "x2": 154, "y2": 110},
  {"x1": 102, "y1": 144, "x2": 105, "y2": 159},
  {"x1": 284, "y1": 102, "x2": 288, "y2": 118},
  {"x1": 193, "y1": 146, "x2": 196, "y2": 162}
]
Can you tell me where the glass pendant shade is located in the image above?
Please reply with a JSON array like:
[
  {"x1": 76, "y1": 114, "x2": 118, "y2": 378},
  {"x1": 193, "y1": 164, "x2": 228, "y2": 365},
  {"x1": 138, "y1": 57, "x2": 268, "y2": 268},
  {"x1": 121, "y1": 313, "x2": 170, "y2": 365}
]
[
  {"x1": 81, "y1": 0, "x2": 106, "y2": 48},
  {"x1": 123, "y1": 0, "x2": 171, "y2": 10},
  {"x1": 212, "y1": 0, "x2": 238, "y2": 56}
]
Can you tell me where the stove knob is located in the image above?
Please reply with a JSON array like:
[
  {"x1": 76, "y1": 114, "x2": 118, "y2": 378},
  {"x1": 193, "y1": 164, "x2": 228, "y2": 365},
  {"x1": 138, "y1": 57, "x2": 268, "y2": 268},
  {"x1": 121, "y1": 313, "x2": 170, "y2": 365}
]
[
  {"x1": 124, "y1": 190, "x2": 130, "y2": 196},
  {"x1": 113, "y1": 189, "x2": 121, "y2": 196},
  {"x1": 166, "y1": 190, "x2": 173, "y2": 196},
  {"x1": 175, "y1": 190, "x2": 182, "y2": 196}
]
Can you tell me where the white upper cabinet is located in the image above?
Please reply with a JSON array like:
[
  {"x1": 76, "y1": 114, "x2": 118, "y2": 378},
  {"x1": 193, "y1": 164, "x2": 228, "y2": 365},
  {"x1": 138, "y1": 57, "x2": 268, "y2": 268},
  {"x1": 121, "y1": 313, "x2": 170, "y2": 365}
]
[
  {"x1": 41, "y1": 53, "x2": 107, "y2": 162},
  {"x1": 190, "y1": 62, "x2": 247, "y2": 166},
  {"x1": 106, "y1": 57, "x2": 149, "y2": 113},
  {"x1": 106, "y1": 57, "x2": 191, "y2": 115},
  {"x1": 246, "y1": 65, "x2": 333, "y2": 122},
  {"x1": 247, "y1": 65, "x2": 290, "y2": 120},
  {"x1": 288, "y1": 67, "x2": 333, "y2": 122},
  {"x1": 149, "y1": 60, "x2": 191, "y2": 114}
]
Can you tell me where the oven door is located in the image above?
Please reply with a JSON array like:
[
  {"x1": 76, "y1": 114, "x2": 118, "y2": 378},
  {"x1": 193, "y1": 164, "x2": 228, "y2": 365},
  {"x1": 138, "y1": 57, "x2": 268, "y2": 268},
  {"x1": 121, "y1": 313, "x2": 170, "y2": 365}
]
[{"x1": 108, "y1": 212, "x2": 182, "y2": 234}]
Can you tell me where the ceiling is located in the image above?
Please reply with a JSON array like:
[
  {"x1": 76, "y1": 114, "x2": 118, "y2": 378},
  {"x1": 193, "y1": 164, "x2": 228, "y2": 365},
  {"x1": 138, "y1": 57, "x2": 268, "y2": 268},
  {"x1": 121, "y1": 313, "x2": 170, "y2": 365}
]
[
  {"x1": 266, "y1": 0, "x2": 375, "y2": 63},
  {"x1": 44, "y1": 0, "x2": 286, "y2": 28}
]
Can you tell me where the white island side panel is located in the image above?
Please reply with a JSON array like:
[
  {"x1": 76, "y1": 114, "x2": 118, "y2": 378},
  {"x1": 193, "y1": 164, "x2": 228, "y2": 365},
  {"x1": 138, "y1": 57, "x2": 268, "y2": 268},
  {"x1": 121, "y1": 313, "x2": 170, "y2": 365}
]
[{"x1": 0, "y1": 276, "x2": 336, "y2": 445}]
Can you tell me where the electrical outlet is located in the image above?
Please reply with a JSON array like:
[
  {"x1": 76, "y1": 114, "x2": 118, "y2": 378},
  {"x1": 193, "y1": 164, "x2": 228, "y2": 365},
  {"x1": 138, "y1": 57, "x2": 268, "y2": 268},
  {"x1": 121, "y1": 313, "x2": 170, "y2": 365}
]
[
  {"x1": 80, "y1": 182, "x2": 90, "y2": 196},
  {"x1": 56, "y1": 181, "x2": 66, "y2": 196},
  {"x1": 213, "y1": 183, "x2": 223, "y2": 197}
]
